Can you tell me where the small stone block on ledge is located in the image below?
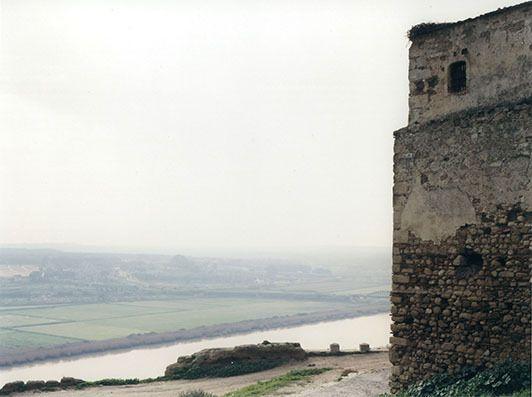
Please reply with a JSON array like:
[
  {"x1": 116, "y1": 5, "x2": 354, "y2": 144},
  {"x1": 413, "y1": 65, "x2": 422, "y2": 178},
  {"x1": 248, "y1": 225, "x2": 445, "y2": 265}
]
[{"x1": 329, "y1": 343, "x2": 340, "y2": 353}]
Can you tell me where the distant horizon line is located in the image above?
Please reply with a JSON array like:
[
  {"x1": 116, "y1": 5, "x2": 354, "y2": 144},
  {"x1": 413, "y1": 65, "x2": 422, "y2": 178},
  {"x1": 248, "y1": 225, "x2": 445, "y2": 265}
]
[{"x1": 0, "y1": 242, "x2": 390, "y2": 256}]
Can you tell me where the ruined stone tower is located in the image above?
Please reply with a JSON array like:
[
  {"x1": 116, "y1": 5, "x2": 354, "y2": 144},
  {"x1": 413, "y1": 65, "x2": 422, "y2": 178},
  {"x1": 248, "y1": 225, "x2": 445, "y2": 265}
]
[{"x1": 390, "y1": 2, "x2": 532, "y2": 392}]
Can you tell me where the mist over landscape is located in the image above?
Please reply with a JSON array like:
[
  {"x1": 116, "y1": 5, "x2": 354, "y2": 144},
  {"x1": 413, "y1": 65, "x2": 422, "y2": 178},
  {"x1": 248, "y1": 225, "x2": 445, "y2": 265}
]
[
  {"x1": 0, "y1": 246, "x2": 389, "y2": 367},
  {"x1": 1, "y1": 0, "x2": 530, "y2": 396}
]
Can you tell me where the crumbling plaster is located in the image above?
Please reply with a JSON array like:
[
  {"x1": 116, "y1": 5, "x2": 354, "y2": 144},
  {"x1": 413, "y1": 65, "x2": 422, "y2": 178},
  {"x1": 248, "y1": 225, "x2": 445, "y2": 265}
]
[
  {"x1": 394, "y1": 100, "x2": 531, "y2": 243},
  {"x1": 408, "y1": 3, "x2": 532, "y2": 124}
]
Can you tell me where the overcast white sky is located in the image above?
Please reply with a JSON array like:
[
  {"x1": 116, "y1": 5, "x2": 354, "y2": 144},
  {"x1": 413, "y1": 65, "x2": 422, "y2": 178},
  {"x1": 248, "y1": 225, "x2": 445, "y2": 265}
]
[{"x1": 0, "y1": 0, "x2": 524, "y2": 253}]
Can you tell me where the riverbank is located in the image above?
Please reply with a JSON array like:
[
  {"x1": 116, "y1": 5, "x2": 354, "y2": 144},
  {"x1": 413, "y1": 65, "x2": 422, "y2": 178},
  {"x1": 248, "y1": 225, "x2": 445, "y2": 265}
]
[
  {"x1": 0, "y1": 308, "x2": 387, "y2": 368},
  {"x1": 0, "y1": 314, "x2": 391, "y2": 385},
  {"x1": 13, "y1": 351, "x2": 391, "y2": 397}
]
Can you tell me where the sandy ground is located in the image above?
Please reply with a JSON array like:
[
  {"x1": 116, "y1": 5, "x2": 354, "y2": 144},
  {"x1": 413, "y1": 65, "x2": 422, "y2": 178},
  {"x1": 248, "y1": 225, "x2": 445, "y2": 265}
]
[
  {"x1": 17, "y1": 351, "x2": 390, "y2": 397},
  {"x1": 284, "y1": 367, "x2": 390, "y2": 396}
]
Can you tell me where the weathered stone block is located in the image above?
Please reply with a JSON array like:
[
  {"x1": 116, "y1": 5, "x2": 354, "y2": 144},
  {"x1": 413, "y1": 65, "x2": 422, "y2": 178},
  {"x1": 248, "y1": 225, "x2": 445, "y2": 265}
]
[
  {"x1": 359, "y1": 343, "x2": 371, "y2": 353},
  {"x1": 329, "y1": 343, "x2": 340, "y2": 353},
  {"x1": 390, "y1": 337, "x2": 408, "y2": 347},
  {"x1": 393, "y1": 275, "x2": 410, "y2": 284}
]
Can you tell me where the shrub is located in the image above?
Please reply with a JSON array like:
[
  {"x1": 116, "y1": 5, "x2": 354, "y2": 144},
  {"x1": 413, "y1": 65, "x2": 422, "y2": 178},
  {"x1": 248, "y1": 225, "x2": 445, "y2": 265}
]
[
  {"x1": 168, "y1": 359, "x2": 287, "y2": 379},
  {"x1": 178, "y1": 390, "x2": 217, "y2": 397},
  {"x1": 407, "y1": 23, "x2": 453, "y2": 40},
  {"x1": 382, "y1": 361, "x2": 531, "y2": 397},
  {"x1": 76, "y1": 378, "x2": 140, "y2": 389},
  {"x1": 96, "y1": 378, "x2": 140, "y2": 386}
]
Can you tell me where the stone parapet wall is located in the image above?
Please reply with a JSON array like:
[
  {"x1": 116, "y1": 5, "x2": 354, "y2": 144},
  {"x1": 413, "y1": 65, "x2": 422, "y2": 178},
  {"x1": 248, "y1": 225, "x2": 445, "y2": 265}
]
[{"x1": 390, "y1": 99, "x2": 532, "y2": 392}]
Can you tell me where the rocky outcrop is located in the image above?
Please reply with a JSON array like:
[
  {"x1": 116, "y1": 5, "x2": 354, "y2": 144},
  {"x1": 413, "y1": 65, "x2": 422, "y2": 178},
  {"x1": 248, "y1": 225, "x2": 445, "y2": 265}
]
[{"x1": 165, "y1": 341, "x2": 307, "y2": 379}]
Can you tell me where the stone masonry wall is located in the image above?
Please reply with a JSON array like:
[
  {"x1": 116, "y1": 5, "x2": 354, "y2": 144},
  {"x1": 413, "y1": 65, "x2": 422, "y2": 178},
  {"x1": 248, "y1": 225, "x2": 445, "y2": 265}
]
[
  {"x1": 408, "y1": 2, "x2": 532, "y2": 124},
  {"x1": 390, "y1": 99, "x2": 532, "y2": 392}
]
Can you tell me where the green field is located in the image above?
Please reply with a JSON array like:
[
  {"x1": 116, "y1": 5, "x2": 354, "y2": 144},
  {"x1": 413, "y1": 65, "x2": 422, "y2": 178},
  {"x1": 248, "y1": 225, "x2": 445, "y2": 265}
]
[
  {"x1": 0, "y1": 329, "x2": 82, "y2": 350},
  {"x1": 0, "y1": 314, "x2": 62, "y2": 327},
  {"x1": 278, "y1": 277, "x2": 390, "y2": 296},
  {"x1": 0, "y1": 298, "x2": 354, "y2": 349}
]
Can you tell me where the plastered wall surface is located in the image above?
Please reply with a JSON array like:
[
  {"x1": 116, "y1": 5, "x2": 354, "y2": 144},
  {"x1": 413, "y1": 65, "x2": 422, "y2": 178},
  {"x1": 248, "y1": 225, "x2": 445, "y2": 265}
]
[{"x1": 408, "y1": 3, "x2": 532, "y2": 124}]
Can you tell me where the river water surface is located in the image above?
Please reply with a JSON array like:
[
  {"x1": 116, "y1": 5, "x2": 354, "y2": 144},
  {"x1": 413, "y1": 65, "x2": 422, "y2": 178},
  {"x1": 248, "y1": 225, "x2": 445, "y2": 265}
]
[{"x1": 0, "y1": 313, "x2": 390, "y2": 384}]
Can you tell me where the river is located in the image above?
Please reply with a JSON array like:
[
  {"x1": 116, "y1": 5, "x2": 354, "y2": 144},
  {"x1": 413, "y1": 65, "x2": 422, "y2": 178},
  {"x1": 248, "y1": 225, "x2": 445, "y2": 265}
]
[{"x1": 0, "y1": 313, "x2": 390, "y2": 384}]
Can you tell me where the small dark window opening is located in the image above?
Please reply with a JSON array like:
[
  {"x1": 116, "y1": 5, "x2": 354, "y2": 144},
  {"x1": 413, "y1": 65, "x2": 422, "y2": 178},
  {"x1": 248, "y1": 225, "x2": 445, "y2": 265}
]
[{"x1": 448, "y1": 61, "x2": 467, "y2": 93}]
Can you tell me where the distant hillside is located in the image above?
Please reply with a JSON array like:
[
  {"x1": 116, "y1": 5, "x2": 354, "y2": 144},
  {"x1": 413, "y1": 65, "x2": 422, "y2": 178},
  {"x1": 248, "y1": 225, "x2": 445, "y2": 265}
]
[{"x1": 0, "y1": 247, "x2": 390, "y2": 306}]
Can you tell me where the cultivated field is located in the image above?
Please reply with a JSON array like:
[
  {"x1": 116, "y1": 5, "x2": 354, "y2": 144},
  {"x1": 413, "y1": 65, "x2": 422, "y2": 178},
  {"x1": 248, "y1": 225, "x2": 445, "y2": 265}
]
[{"x1": 0, "y1": 298, "x2": 356, "y2": 350}]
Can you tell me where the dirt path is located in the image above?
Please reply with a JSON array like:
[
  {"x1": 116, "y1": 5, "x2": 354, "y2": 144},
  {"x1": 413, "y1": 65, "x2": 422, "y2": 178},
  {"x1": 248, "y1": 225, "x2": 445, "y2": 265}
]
[
  {"x1": 284, "y1": 367, "x2": 390, "y2": 396},
  {"x1": 17, "y1": 352, "x2": 390, "y2": 397}
]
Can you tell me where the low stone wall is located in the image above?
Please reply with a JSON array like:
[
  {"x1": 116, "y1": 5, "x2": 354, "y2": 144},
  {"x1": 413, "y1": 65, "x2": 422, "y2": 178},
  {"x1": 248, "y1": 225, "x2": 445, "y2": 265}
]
[{"x1": 390, "y1": 99, "x2": 532, "y2": 392}]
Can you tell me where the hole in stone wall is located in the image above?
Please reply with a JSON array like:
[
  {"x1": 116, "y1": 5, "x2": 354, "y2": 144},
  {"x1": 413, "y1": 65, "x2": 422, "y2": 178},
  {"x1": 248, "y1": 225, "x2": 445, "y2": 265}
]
[
  {"x1": 507, "y1": 208, "x2": 519, "y2": 221},
  {"x1": 497, "y1": 256, "x2": 507, "y2": 266},
  {"x1": 427, "y1": 75, "x2": 439, "y2": 89},
  {"x1": 454, "y1": 249, "x2": 483, "y2": 278},
  {"x1": 480, "y1": 213, "x2": 492, "y2": 223},
  {"x1": 448, "y1": 61, "x2": 467, "y2": 93},
  {"x1": 413, "y1": 80, "x2": 425, "y2": 95}
]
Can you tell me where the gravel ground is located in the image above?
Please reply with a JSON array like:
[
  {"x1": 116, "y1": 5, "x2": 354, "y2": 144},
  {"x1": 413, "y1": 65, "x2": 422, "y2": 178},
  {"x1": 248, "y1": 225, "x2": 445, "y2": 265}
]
[{"x1": 16, "y1": 351, "x2": 390, "y2": 397}]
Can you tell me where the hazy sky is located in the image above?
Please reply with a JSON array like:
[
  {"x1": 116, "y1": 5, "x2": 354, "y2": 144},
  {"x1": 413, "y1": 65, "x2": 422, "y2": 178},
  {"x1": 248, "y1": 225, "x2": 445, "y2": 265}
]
[{"x1": 0, "y1": 0, "x2": 524, "y2": 252}]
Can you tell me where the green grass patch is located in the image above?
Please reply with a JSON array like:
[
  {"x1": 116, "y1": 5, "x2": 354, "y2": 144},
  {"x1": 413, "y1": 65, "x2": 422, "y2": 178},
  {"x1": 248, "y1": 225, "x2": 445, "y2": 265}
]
[
  {"x1": 509, "y1": 390, "x2": 531, "y2": 397},
  {"x1": 382, "y1": 361, "x2": 530, "y2": 397},
  {"x1": 223, "y1": 368, "x2": 331, "y2": 397}
]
